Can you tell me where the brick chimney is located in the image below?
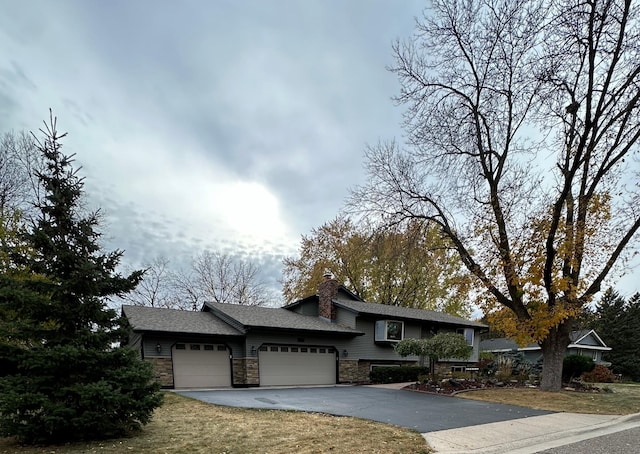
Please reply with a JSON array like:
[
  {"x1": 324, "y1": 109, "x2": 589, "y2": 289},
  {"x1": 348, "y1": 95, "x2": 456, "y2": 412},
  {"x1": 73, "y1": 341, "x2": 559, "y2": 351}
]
[{"x1": 318, "y1": 271, "x2": 338, "y2": 321}]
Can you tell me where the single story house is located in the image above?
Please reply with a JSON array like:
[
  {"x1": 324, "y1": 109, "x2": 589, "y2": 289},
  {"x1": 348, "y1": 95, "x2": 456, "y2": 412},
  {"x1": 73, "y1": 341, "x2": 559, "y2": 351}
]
[
  {"x1": 480, "y1": 329, "x2": 612, "y2": 366},
  {"x1": 122, "y1": 277, "x2": 486, "y2": 388}
]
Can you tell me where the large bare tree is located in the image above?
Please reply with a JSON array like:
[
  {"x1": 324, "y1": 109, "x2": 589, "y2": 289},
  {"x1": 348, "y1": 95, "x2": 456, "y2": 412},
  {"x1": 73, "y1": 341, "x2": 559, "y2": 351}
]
[
  {"x1": 119, "y1": 256, "x2": 179, "y2": 308},
  {"x1": 124, "y1": 251, "x2": 275, "y2": 310},
  {"x1": 0, "y1": 131, "x2": 43, "y2": 217},
  {"x1": 189, "y1": 250, "x2": 273, "y2": 306},
  {"x1": 351, "y1": 0, "x2": 640, "y2": 391}
]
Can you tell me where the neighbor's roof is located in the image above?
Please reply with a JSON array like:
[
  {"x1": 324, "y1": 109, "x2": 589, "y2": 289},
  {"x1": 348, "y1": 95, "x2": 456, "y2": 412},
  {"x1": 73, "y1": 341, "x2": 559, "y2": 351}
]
[
  {"x1": 205, "y1": 301, "x2": 363, "y2": 335},
  {"x1": 480, "y1": 329, "x2": 611, "y2": 352},
  {"x1": 333, "y1": 298, "x2": 487, "y2": 329},
  {"x1": 122, "y1": 305, "x2": 243, "y2": 336},
  {"x1": 480, "y1": 337, "x2": 535, "y2": 351}
]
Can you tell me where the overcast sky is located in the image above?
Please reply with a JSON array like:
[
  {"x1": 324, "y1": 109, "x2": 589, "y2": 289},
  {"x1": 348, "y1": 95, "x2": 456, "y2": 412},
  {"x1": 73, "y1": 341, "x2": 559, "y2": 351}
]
[
  {"x1": 0, "y1": 0, "x2": 425, "y2": 296},
  {"x1": 2, "y1": 1, "x2": 637, "y2": 305}
]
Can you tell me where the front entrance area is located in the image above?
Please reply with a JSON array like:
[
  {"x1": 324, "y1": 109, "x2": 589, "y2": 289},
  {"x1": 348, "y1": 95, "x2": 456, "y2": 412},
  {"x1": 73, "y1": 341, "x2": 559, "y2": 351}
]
[
  {"x1": 172, "y1": 343, "x2": 231, "y2": 388},
  {"x1": 258, "y1": 345, "x2": 336, "y2": 386}
]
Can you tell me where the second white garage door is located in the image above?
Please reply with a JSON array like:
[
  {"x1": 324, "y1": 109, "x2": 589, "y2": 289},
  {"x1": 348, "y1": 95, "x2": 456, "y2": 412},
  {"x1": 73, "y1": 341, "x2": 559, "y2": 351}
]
[
  {"x1": 172, "y1": 343, "x2": 231, "y2": 388},
  {"x1": 258, "y1": 345, "x2": 336, "y2": 386}
]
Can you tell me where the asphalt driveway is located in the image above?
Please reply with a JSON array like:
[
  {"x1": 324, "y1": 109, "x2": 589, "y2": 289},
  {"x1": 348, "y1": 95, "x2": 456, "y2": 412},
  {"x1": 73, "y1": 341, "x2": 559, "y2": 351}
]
[{"x1": 178, "y1": 385, "x2": 552, "y2": 433}]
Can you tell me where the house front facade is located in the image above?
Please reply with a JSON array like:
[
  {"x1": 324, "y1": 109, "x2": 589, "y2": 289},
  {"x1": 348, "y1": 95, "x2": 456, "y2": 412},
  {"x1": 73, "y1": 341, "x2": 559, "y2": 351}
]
[
  {"x1": 480, "y1": 330, "x2": 612, "y2": 366},
  {"x1": 122, "y1": 277, "x2": 486, "y2": 388}
]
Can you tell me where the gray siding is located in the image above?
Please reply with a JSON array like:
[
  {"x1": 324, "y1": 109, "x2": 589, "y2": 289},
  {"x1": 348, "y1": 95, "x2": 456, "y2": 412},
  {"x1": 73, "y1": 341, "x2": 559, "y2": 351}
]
[
  {"x1": 335, "y1": 308, "x2": 356, "y2": 328},
  {"x1": 127, "y1": 331, "x2": 143, "y2": 358},
  {"x1": 568, "y1": 347, "x2": 603, "y2": 363},
  {"x1": 576, "y1": 333, "x2": 600, "y2": 346},
  {"x1": 141, "y1": 335, "x2": 241, "y2": 358},
  {"x1": 344, "y1": 319, "x2": 419, "y2": 362},
  {"x1": 142, "y1": 336, "x2": 173, "y2": 358},
  {"x1": 288, "y1": 300, "x2": 319, "y2": 316},
  {"x1": 244, "y1": 332, "x2": 351, "y2": 358}
]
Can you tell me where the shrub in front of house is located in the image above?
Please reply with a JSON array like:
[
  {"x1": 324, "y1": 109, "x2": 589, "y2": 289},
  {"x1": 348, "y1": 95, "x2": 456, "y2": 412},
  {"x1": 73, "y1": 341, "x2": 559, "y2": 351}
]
[
  {"x1": 369, "y1": 366, "x2": 430, "y2": 384},
  {"x1": 581, "y1": 364, "x2": 615, "y2": 383},
  {"x1": 562, "y1": 354, "x2": 595, "y2": 383}
]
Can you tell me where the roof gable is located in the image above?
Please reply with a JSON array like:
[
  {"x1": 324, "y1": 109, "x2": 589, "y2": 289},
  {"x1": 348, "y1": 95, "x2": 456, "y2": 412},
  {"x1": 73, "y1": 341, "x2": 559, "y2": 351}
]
[
  {"x1": 571, "y1": 329, "x2": 608, "y2": 347},
  {"x1": 122, "y1": 305, "x2": 242, "y2": 336},
  {"x1": 481, "y1": 329, "x2": 611, "y2": 352},
  {"x1": 333, "y1": 299, "x2": 486, "y2": 328},
  {"x1": 204, "y1": 302, "x2": 362, "y2": 335}
]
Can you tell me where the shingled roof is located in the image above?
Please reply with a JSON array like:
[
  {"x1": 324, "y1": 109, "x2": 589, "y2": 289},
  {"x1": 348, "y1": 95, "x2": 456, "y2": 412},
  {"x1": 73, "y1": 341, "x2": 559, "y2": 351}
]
[
  {"x1": 333, "y1": 298, "x2": 487, "y2": 329},
  {"x1": 481, "y1": 329, "x2": 611, "y2": 352},
  {"x1": 122, "y1": 305, "x2": 242, "y2": 336},
  {"x1": 205, "y1": 302, "x2": 363, "y2": 336}
]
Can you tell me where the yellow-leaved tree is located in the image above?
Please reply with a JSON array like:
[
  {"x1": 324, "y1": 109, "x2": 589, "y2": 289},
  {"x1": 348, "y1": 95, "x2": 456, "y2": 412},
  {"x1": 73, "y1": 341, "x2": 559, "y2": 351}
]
[{"x1": 282, "y1": 216, "x2": 473, "y2": 317}]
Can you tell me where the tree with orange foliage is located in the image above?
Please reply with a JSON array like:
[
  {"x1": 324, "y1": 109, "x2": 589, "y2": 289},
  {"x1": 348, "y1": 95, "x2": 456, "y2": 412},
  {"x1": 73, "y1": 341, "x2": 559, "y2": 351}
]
[{"x1": 282, "y1": 216, "x2": 473, "y2": 317}]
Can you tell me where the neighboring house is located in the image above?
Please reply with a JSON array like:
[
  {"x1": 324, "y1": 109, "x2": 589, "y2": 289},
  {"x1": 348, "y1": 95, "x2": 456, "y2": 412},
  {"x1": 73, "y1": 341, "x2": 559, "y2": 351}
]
[
  {"x1": 122, "y1": 276, "x2": 486, "y2": 389},
  {"x1": 480, "y1": 329, "x2": 612, "y2": 366}
]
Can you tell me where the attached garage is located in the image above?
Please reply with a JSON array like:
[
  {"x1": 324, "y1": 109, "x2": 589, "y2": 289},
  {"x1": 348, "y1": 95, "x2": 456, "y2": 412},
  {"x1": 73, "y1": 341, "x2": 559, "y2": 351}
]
[
  {"x1": 172, "y1": 343, "x2": 231, "y2": 388},
  {"x1": 258, "y1": 345, "x2": 336, "y2": 386}
]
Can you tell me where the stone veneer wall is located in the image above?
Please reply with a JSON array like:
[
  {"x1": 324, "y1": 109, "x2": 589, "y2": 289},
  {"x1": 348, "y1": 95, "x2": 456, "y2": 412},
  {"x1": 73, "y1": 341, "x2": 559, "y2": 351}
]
[
  {"x1": 245, "y1": 358, "x2": 259, "y2": 385},
  {"x1": 233, "y1": 358, "x2": 259, "y2": 386},
  {"x1": 146, "y1": 357, "x2": 173, "y2": 388},
  {"x1": 356, "y1": 360, "x2": 373, "y2": 383},
  {"x1": 433, "y1": 362, "x2": 472, "y2": 377},
  {"x1": 232, "y1": 358, "x2": 247, "y2": 385},
  {"x1": 338, "y1": 359, "x2": 361, "y2": 383}
]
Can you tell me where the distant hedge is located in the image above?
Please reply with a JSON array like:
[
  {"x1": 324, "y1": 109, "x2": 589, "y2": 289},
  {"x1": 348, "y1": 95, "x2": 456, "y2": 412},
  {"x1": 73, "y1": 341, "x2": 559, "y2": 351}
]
[
  {"x1": 563, "y1": 354, "x2": 595, "y2": 382},
  {"x1": 369, "y1": 366, "x2": 430, "y2": 384}
]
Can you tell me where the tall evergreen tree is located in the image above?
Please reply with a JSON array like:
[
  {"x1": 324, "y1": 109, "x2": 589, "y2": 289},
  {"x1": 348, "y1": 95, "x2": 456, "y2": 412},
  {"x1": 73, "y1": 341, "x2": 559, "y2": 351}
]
[
  {"x1": 593, "y1": 288, "x2": 640, "y2": 382},
  {"x1": 0, "y1": 114, "x2": 162, "y2": 444}
]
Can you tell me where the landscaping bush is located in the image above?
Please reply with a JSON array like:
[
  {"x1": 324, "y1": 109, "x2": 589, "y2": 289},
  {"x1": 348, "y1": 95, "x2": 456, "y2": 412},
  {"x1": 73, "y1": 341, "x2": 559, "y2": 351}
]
[
  {"x1": 563, "y1": 354, "x2": 595, "y2": 382},
  {"x1": 582, "y1": 364, "x2": 616, "y2": 383},
  {"x1": 369, "y1": 366, "x2": 430, "y2": 384},
  {"x1": 478, "y1": 352, "x2": 496, "y2": 377}
]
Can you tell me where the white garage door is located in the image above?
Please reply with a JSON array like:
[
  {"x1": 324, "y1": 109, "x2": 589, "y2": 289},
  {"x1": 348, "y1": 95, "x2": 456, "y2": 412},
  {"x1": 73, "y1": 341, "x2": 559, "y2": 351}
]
[
  {"x1": 172, "y1": 343, "x2": 231, "y2": 388},
  {"x1": 258, "y1": 345, "x2": 336, "y2": 386}
]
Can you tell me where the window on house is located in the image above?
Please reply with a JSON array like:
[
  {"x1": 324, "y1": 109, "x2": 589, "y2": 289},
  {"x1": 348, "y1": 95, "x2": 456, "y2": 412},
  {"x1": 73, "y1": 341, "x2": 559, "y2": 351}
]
[
  {"x1": 175, "y1": 343, "x2": 186, "y2": 350},
  {"x1": 375, "y1": 320, "x2": 404, "y2": 342},
  {"x1": 190, "y1": 344, "x2": 201, "y2": 350},
  {"x1": 204, "y1": 345, "x2": 214, "y2": 351},
  {"x1": 456, "y1": 328, "x2": 474, "y2": 346},
  {"x1": 217, "y1": 345, "x2": 227, "y2": 351}
]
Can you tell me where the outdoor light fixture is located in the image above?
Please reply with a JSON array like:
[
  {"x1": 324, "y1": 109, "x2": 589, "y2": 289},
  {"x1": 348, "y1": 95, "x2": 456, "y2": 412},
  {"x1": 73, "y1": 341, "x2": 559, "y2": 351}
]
[
  {"x1": 250, "y1": 345, "x2": 257, "y2": 355},
  {"x1": 156, "y1": 343, "x2": 162, "y2": 354},
  {"x1": 342, "y1": 349, "x2": 348, "y2": 357}
]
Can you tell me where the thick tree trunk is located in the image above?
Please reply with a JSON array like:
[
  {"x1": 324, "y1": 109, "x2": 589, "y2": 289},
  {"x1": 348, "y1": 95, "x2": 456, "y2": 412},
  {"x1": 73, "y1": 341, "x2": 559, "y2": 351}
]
[{"x1": 539, "y1": 320, "x2": 573, "y2": 391}]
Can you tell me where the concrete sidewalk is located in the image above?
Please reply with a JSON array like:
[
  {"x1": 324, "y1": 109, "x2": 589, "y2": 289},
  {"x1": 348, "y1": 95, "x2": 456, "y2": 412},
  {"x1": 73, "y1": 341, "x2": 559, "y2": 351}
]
[
  {"x1": 365, "y1": 383, "x2": 640, "y2": 453},
  {"x1": 423, "y1": 412, "x2": 640, "y2": 454}
]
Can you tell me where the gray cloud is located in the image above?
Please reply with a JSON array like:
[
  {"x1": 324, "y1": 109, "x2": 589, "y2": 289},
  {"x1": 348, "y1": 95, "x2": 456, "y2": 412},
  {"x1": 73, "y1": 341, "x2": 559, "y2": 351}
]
[{"x1": 0, "y1": 0, "x2": 425, "y2": 300}]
